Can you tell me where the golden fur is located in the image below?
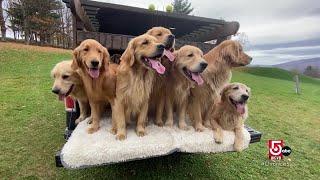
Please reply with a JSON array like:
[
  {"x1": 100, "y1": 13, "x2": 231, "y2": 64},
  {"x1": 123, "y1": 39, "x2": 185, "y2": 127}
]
[
  {"x1": 51, "y1": 60, "x2": 89, "y2": 124},
  {"x1": 71, "y1": 39, "x2": 118, "y2": 134},
  {"x1": 113, "y1": 34, "x2": 165, "y2": 140},
  {"x1": 146, "y1": 27, "x2": 175, "y2": 126},
  {"x1": 210, "y1": 83, "x2": 251, "y2": 152},
  {"x1": 165, "y1": 45, "x2": 207, "y2": 129},
  {"x1": 189, "y1": 40, "x2": 252, "y2": 131}
]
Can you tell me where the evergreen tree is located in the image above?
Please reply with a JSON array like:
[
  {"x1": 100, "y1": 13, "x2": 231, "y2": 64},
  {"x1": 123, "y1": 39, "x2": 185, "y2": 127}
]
[
  {"x1": 7, "y1": 0, "x2": 62, "y2": 44},
  {"x1": 171, "y1": 0, "x2": 194, "y2": 15}
]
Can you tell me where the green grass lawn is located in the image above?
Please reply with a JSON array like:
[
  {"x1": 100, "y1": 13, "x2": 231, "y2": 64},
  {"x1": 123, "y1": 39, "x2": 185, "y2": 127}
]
[{"x1": 0, "y1": 42, "x2": 319, "y2": 179}]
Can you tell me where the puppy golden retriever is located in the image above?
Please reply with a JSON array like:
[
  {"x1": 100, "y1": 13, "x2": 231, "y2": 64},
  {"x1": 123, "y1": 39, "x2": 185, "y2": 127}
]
[
  {"x1": 71, "y1": 39, "x2": 118, "y2": 134},
  {"x1": 189, "y1": 40, "x2": 252, "y2": 131},
  {"x1": 51, "y1": 60, "x2": 89, "y2": 124},
  {"x1": 165, "y1": 45, "x2": 207, "y2": 129},
  {"x1": 146, "y1": 27, "x2": 175, "y2": 126},
  {"x1": 210, "y1": 83, "x2": 251, "y2": 152},
  {"x1": 113, "y1": 34, "x2": 166, "y2": 140}
]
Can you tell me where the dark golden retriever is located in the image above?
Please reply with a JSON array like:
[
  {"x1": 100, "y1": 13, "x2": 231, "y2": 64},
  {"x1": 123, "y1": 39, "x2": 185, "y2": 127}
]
[
  {"x1": 165, "y1": 45, "x2": 207, "y2": 130},
  {"x1": 189, "y1": 40, "x2": 252, "y2": 131},
  {"x1": 146, "y1": 27, "x2": 175, "y2": 126},
  {"x1": 71, "y1": 39, "x2": 118, "y2": 134},
  {"x1": 112, "y1": 34, "x2": 165, "y2": 140},
  {"x1": 51, "y1": 60, "x2": 90, "y2": 124},
  {"x1": 210, "y1": 83, "x2": 251, "y2": 152}
]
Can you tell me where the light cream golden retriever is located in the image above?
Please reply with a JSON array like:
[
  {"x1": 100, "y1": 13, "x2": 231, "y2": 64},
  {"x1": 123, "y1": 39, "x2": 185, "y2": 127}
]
[
  {"x1": 71, "y1": 39, "x2": 118, "y2": 134},
  {"x1": 165, "y1": 45, "x2": 207, "y2": 129},
  {"x1": 146, "y1": 27, "x2": 175, "y2": 126},
  {"x1": 210, "y1": 83, "x2": 251, "y2": 152},
  {"x1": 51, "y1": 60, "x2": 89, "y2": 124},
  {"x1": 189, "y1": 40, "x2": 252, "y2": 131},
  {"x1": 112, "y1": 34, "x2": 166, "y2": 140}
]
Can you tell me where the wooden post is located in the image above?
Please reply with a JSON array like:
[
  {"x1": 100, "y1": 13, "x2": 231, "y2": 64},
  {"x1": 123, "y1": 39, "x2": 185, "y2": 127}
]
[{"x1": 294, "y1": 74, "x2": 301, "y2": 94}]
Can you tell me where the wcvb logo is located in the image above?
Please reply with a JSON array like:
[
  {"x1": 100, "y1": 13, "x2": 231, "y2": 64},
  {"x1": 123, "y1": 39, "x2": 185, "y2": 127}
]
[{"x1": 268, "y1": 140, "x2": 292, "y2": 160}]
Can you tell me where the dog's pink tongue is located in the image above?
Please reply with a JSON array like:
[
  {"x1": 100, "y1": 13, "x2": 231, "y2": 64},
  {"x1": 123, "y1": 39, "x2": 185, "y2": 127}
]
[
  {"x1": 191, "y1": 73, "x2": 204, "y2": 85},
  {"x1": 58, "y1": 94, "x2": 65, "y2": 101},
  {"x1": 89, "y1": 69, "x2": 99, "y2": 78},
  {"x1": 148, "y1": 59, "x2": 166, "y2": 74},
  {"x1": 164, "y1": 49, "x2": 175, "y2": 61},
  {"x1": 236, "y1": 103, "x2": 245, "y2": 114}
]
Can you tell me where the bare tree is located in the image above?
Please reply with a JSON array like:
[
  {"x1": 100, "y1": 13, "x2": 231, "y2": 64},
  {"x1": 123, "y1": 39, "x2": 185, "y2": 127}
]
[
  {"x1": 0, "y1": 0, "x2": 6, "y2": 41},
  {"x1": 234, "y1": 32, "x2": 250, "y2": 50}
]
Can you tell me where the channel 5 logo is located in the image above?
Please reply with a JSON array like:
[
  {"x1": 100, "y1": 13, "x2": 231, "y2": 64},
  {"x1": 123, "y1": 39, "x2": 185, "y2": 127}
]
[{"x1": 268, "y1": 140, "x2": 292, "y2": 160}]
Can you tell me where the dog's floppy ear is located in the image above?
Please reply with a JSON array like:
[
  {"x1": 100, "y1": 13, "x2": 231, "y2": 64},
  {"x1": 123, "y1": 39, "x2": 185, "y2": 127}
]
[
  {"x1": 220, "y1": 41, "x2": 236, "y2": 60},
  {"x1": 121, "y1": 40, "x2": 135, "y2": 66},
  {"x1": 220, "y1": 84, "x2": 231, "y2": 102},
  {"x1": 71, "y1": 46, "x2": 81, "y2": 70},
  {"x1": 101, "y1": 47, "x2": 111, "y2": 72},
  {"x1": 172, "y1": 50, "x2": 180, "y2": 68}
]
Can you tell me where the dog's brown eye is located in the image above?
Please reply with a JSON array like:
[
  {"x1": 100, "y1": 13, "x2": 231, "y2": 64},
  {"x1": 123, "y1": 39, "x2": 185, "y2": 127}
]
[
  {"x1": 233, "y1": 86, "x2": 239, "y2": 90},
  {"x1": 97, "y1": 50, "x2": 101, "y2": 53},
  {"x1": 142, "y1": 40, "x2": 149, "y2": 45},
  {"x1": 188, "y1": 53, "x2": 193, "y2": 57},
  {"x1": 62, "y1": 75, "x2": 69, "y2": 79},
  {"x1": 157, "y1": 33, "x2": 162, "y2": 36},
  {"x1": 246, "y1": 89, "x2": 248, "y2": 93},
  {"x1": 84, "y1": 47, "x2": 89, "y2": 51}
]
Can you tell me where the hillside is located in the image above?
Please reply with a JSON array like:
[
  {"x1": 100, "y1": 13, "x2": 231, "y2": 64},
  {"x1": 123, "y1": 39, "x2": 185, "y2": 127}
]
[
  {"x1": 0, "y1": 42, "x2": 319, "y2": 179},
  {"x1": 273, "y1": 58, "x2": 320, "y2": 73}
]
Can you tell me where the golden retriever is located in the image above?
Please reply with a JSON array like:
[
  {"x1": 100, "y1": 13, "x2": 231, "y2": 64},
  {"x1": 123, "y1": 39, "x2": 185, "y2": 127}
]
[
  {"x1": 146, "y1": 27, "x2": 175, "y2": 126},
  {"x1": 165, "y1": 45, "x2": 207, "y2": 129},
  {"x1": 210, "y1": 83, "x2": 251, "y2": 152},
  {"x1": 189, "y1": 40, "x2": 252, "y2": 131},
  {"x1": 112, "y1": 34, "x2": 166, "y2": 140},
  {"x1": 71, "y1": 39, "x2": 118, "y2": 134},
  {"x1": 51, "y1": 60, "x2": 90, "y2": 124}
]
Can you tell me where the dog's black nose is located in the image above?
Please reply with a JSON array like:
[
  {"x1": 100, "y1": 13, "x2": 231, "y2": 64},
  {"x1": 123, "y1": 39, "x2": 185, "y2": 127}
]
[
  {"x1": 52, "y1": 88, "x2": 60, "y2": 94},
  {"x1": 168, "y1": 34, "x2": 175, "y2": 40},
  {"x1": 199, "y1": 62, "x2": 208, "y2": 71},
  {"x1": 157, "y1": 44, "x2": 165, "y2": 51},
  {"x1": 241, "y1": 94, "x2": 249, "y2": 101},
  {"x1": 91, "y1": 60, "x2": 99, "y2": 67}
]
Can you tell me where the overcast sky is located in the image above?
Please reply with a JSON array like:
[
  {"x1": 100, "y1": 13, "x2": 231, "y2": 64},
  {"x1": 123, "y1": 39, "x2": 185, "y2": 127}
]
[{"x1": 95, "y1": 0, "x2": 320, "y2": 65}]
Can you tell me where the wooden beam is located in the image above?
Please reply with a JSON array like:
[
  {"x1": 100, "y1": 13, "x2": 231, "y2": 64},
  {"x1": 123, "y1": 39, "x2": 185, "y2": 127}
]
[
  {"x1": 70, "y1": 0, "x2": 95, "y2": 31},
  {"x1": 76, "y1": 31, "x2": 134, "y2": 50},
  {"x1": 78, "y1": 0, "x2": 225, "y2": 25}
]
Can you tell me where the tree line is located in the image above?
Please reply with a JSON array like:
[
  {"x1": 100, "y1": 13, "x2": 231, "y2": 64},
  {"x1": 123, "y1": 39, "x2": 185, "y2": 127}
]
[
  {"x1": 0, "y1": 0, "x2": 195, "y2": 48},
  {"x1": 0, "y1": 0, "x2": 72, "y2": 48}
]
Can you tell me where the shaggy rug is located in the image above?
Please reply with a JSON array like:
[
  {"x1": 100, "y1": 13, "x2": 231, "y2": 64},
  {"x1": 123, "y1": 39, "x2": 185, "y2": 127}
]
[{"x1": 61, "y1": 118, "x2": 251, "y2": 168}]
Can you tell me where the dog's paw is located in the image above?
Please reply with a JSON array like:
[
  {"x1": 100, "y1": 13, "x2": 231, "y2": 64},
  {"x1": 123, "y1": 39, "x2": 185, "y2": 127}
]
[
  {"x1": 234, "y1": 142, "x2": 243, "y2": 152},
  {"x1": 214, "y1": 136, "x2": 223, "y2": 144},
  {"x1": 75, "y1": 118, "x2": 81, "y2": 125},
  {"x1": 179, "y1": 123, "x2": 189, "y2": 131},
  {"x1": 165, "y1": 121, "x2": 173, "y2": 127},
  {"x1": 136, "y1": 130, "x2": 146, "y2": 137},
  {"x1": 195, "y1": 125, "x2": 205, "y2": 132},
  {"x1": 87, "y1": 126, "x2": 99, "y2": 134},
  {"x1": 116, "y1": 133, "x2": 126, "y2": 141},
  {"x1": 213, "y1": 130, "x2": 223, "y2": 143},
  {"x1": 155, "y1": 121, "x2": 164, "y2": 127},
  {"x1": 110, "y1": 127, "x2": 117, "y2": 135},
  {"x1": 203, "y1": 121, "x2": 212, "y2": 128},
  {"x1": 86, "y1": 118, "x2": 92, "y2": 124}
]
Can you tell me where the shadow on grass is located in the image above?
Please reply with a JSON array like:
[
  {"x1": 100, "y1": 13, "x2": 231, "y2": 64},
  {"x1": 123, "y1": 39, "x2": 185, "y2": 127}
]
[{"x1": 66, "y1": 153, "x2": 216, "y2": 178}]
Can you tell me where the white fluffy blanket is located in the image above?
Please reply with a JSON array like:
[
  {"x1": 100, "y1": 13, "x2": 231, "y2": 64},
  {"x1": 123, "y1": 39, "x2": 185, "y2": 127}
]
[{"x1": 61, "y1": 118, "x2": 250, "y2": 168}]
